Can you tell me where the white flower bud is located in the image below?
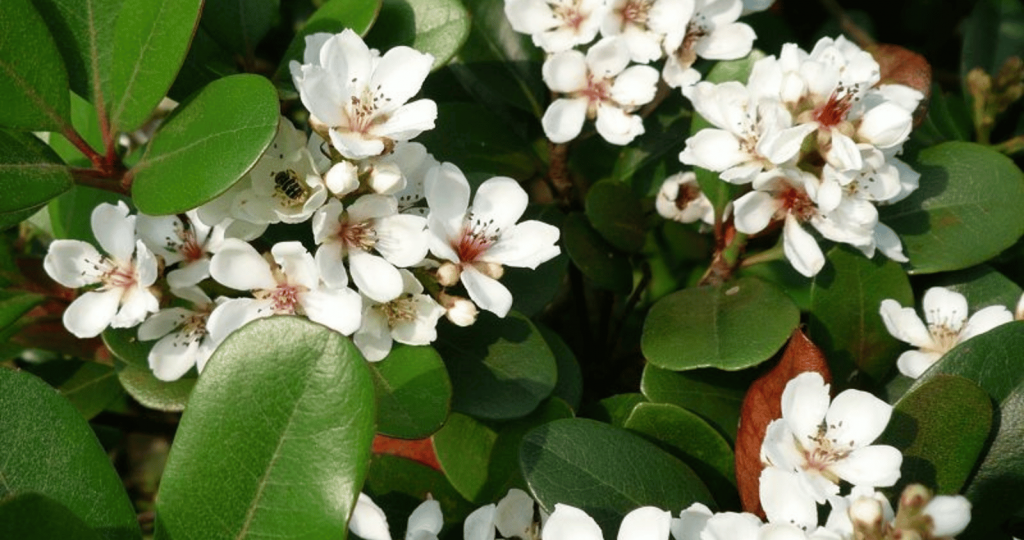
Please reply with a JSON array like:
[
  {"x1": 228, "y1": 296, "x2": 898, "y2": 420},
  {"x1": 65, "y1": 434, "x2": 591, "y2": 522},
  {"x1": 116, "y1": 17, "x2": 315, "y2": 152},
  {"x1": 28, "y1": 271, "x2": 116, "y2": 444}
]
[
  {"x1": 441, "y1": 293, "x2": 477, "y2": 327},
  {"x1": 369, "y1": 162, "x2": 406, "y2": 194},
  {"x1": 924, "y1": 496, "x2": 971, "y2": 538},
  {"x1": 436, "y1": 262, "x2": 462, "y2": 287},
  {"x1": 849, "y1": 497, "x2": 885, "y2": 533},
  {"x1": 325, "y1": 161, "x2": 359, "y2": 196}
]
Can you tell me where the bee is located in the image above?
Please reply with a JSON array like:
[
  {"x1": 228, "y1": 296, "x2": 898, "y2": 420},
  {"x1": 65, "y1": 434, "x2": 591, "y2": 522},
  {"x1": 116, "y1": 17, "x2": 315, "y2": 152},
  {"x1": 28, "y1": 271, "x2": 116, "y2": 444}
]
[{"x1": 273, "y1": 169, "x2": 307, "y2": 203}]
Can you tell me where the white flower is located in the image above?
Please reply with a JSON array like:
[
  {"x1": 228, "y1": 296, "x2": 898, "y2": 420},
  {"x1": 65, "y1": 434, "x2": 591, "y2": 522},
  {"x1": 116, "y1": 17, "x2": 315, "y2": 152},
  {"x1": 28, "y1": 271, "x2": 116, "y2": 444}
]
[
  {"x1": 137, "y1": 287, "x2": 220, "y2": 381},
  {"x1": 207, "y1": 239, "x2": 362, "y2": 340},
  {"x1": 823, "y1": 486, "x2": 893, "y2": 539},
  {"x1": 290, "y1": 30, "x2": 437, "y2": 160},
  {"x1": 136, "y1": 210, "x2": 228, "y2": 289},
  {"x1": 669, "y1": 503, "x2": 713, "y2": 540},
  {"x1": 541, "y1": 504, "x2": 670, "y2": 540},
  {"x1": 662, "y1": 0, "x2": 756, "y2": 89},
  {"x1": 542, "y1": 37, "x2": 659, "y2": 145},
  {"x1": 406, "y1": 499, "x2": 444, "y2": 540},
  {"x1": 760, "y1": 372, "x2": 902, "y2": 509},
  {"x1": 43, "y1": 201, "x2": 159, "y2": 338},
  {"x1": 425, "y1": 163, "x2": 561, "y2": 317},
  {"x1": 465, "y1": 489, "x2": 543, "y2": 540},
  {"x1": 312, "y1": 195, "x2": 429, "y2": 303},
  {"x1": 880, "y1": 287, "x2": 1014, "y2": 378},
  {"x1": 923, "y1": 495, "x2": 971, "y2": 538},
  {"x1": 504, "y1": 0, "x2": 608, "y2": 53},
  {"x1": 655, "y1": 172, "x2": 715, "y2": 225},
  {"x1": 354, "y1": 269, "x2": 445, "y2": 361},
  {"x1": 600, "y1": 0, "x2": 691, "y2": 63},
  {"x1": 350, "y1": 492, "x2": 392, "y2": 540}
]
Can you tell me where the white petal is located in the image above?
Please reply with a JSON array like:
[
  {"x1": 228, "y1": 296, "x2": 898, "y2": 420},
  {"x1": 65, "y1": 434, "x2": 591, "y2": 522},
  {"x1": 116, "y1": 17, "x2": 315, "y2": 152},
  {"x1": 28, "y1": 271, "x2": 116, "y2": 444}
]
[
  {"x1": 825, "y1": 389, "x2": 892, "y2": 447},
  {"x1": 694, "y1": 23, "x2": 755, "y2": 60},
  {"x1": 167, "y1": 260, "x2": 211, "y2": 289},
  {"x1": 272, "y1": 241, "x2": 319, "y2": 290},
  {"x1": 425, "y1": 162, "x2": 471, "y2": 242},
  {"x1": 858, "y1": 102, "x2": 912, "y2": 148},
  {"x1": 587, "y1": 36, "x2": 630, "y2": 78},
  {"x1": 206, "y1": 298, "x2": 267, "y2": 344},
  {"x1": 350, "y1": 250, "x2": 404, "y2": 303},
  {"x1": 300, "y1": 287, "x2": 363, "y2": 335},
  {"x1": 679, "y1": 130, "x2": 747, "y2": 172},
  {"x1": 462, "y1": 265, "x2": 513, "y2": 317},
  {"x1": 960, "y1": 305, "x2": 1013, "y2": 341},
  {"x1": 111, "y1": 284, "x2": 159, "y2": 328},
  {"x1": 669, "y1": 503, "x2": 712, "y2": 540},
  {"x1": 376, "y1": 99, "x2": 438, "y2": 141},
  {"x1": 350, "y1": 493, "x2": 392, "y2": 540},
  {"x1": 830, "y1": 445, "x2": 902, "y2": 487},
  {"x1": 330, "y1": 128, "x2": 386, "y2": 160},
  {"x1": 595, "y1": 104, "x2": 645, "y2": 145},
  {"x1": 92, "y1": 201, "x2": 135, "y2": 262},
  {"x1": 732, "y1": 191, "x2": 779, "y2": 234},
  {"x1": 210, "y1": 239, "x2": 276, "y2": 291},
  {"x1": 921, "y1": 287, "x2": 968, "y2": 329},
  {"x1": 783, "y1": 214, "x2": 825, "y2": 277},
  {"x1": 148, "y1": 334, "x2": 199, "y2": 382},
  {"x1": 872, "y1": 223, "x2": 908, "y2": 263},
  {"x1": 372, "y1": 47, "x2": 434, "y2": 112},
  {"x1": 758, "y1": 124, "x2": 816, "y2": 165},
  {"x1": 44, "y1": 240, "x2": 104, "y2": 288},
  {"x1": 542, "y1": 504, "x2": 603, "y2": 540},
  {"x1": 701, "y1": 512, "x2": 762, "y2": 540},
  {"x1": 64, "y1": 289, "x2": 120, "y2": 338},
  {"x1": 136, "y1": 213, "x2": 185, "y2": 263},
  {"x1": 354, "y1": 308, "x2": 393, "y2": 362},
  {"x1": 542, "y1": 98, "x2": 588, "y2": 143},
  {"x1": 406, "y1": 499, "x2": 443, "y2": 539},
  {"x1": 482, "y1": 220, "x2": 561, "y2": 269},
  {"x1": 827, "y1": 132, "x2": 862, "y2": 171},
  {"x1": 315, "y1": 242, "x2": 350, "y2": 290},
  {"x1": 924, "y1": 496, "x2": 972, "y2": 537},
  {"x1": 464, "y1": 505, "x2": 497, "y2": 540},
  {"x1": 326, "y1": 161, "x2": 360, "y2": 196},
  {"x1": 543, "y1": 50, "x2": 589, "y2": 93},
  {"x1": 495, "y1": 489, "x2": 536, "y2": 539},
  {"x1": 391, "y1": 296, "x2": 444, "y2": 346},
  {"x1": 878, "y1": 299, "x2": 933, "y2": 348},
  {"x1": 610, "y1": 65, "x2": 659, "y2": 107},
  {"x1": 617, "y1": 507, "x2": 671, "y2": 540},
  {"x1": 472, "y1": 177, "x2": 529, "y2": 233},
  {"x1": 896, "y1": 349, "x2": 942, "y2": 379},
  {"x1": 138, "y1": 308, "x2": 192, "y2": 341},
  {"x1": 375, "y1": 214, "x2": 429, "y2": 267},
  {"x1": 760, "y1": 468, "x2": 819, "y2": 531},
  {"x1": 780, "y1": 371, "x2": 830, "y2": 442}
]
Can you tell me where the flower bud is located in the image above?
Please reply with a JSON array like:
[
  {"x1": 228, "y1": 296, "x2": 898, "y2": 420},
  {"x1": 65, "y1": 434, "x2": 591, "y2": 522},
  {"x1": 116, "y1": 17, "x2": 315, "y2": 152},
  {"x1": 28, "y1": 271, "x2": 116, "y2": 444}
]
[
  {"x1": 440, "y1": 294, "x2": 477, "y2": 327},
  {"x1": 436, "y1": 262, "x2": 462, "y2": 287},
  {"x1": 478, "y1": 262, "x2": 504, "y2": 280},
  {"x1": 924, "y1": 495, "x2": 971, "y2": 538},
  {"x1": 368, "y1": 162, "x2": 406, "y2": 194},
  {"x1": 850, "y1": 497, "x2": 885, "y2": 529},
  {"x1": 325, "y1": 161, "x2": 359, "y2": 196}
]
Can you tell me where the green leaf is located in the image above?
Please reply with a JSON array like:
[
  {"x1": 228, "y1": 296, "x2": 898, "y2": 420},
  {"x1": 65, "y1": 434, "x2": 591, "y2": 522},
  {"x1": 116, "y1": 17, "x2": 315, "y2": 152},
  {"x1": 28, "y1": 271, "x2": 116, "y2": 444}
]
[
  {"x1": 130, "y1": 74, "x2": 279, "y2": 215},
  {"x1": 47, "y1": 92, "x2": 105, "y2": 164},
  {"x1": 704, "y1": 50, "x2": 765, "y2": 85},
  {"x1": 0, "y1": 205, "x2": 40, "y2": 230},
  {"x1": 0, "y1": 493, "x2": 105, "y2": 540},
  {"x1": 642, "y1": 277, "x2": 799, "y2": 371},
  {"x1": 562, "y1": 212, "x2": 633, "y2": 294},
  {"x1": 624, "y1": 402, "x2": 738, "y2": 509},
  {"x1": 961, "y1": 0, "x2": 1024, "y2": 82},
  {"x1": 0, "y1": 368, "x2": 140, "y2": 540},
  {"x1": 520, "y1": 418, "x2": 714, "y2": 533},
  {"x1": 0, "y1": 0, "x2": 71, "y2": 131},
  {"x1": 435, "y1": 311, "x2": 557, "y2": 420},
  {"x1": 880, "y1": 142, "x2": 1024, "y2": 274},
  {"x1": 591, "y1": 393, "x2": 647, "y2": 428},
  {"x1": 538, "y1": 324, "x2": 582, "y2": 411},
  {"x1": 610, "y1": 92, "x2": 692, "y2": 197},
  {"x1": 0, "y1": 291, "x2": 44, "y2": 331},
  {"x1": 49, "y1": 185, "x2": 130, "y2": 245},
  {"x1": 920, "y1": 264, "x2": 1023, "y2": 312},
  {"x1": 0, "y1": 129, "x2": 72, "y2": 215},
  {"x1": 103, "y1": 327, "x2": 195, "y2": 412},
  {"x1": 58, "y1": 361, "x2": 123, "y2": 419},
  {"x1": 433, "y1": 399, "x2": 573, "y2": 504},
  {"x1": 585, "y1": 179, "x2": 646, "y2": 253},
  {"x1": 808, "y1": 246, "x2": 913, "y2": 383},
  {"x1": 155, "y1": 317, "x2": 376, "y2": 540},
  {"x1": 911, "y1": 85, "x2": 971, "y2": 147},
  {"x1": 200, "y1": 0, "x2": 278, "y2": 59},
  {"x1": 370, "y1": 344, "x2": 451, "y2": 439},
  {"x1": 880, "y1": 375, "x2": 992, "y2": 495},
  {"x1": 364, "y1": 454, "x2": 476, "y2": 531},
  {"x1": 167, "y1": 26, "x2": 239, "y2": 102},
  {"x1": 640, "y1": 364, "x2": 748, "y2": 443},
  {"x1": 107, "y1": 0, "x2": 204, "y2": 132},
  {"x1": 273, "y1": 0, "x2": 381, "y2": 84},
  {"x1": 364, "y1": 0, "x2": 471, "y2": 70}
]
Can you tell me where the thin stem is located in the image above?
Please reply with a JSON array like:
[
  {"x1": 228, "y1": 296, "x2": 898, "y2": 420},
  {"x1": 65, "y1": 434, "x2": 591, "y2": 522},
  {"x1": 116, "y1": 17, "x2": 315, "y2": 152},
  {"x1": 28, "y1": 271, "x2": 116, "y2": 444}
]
[
  {"x1": 740, "y1": 243, "x2": 786, "y2": 268},
  {"x1": 61, "y1": 127, "x2": 105, "y2": 169},
  {"x1": 698, "y1": 228, "x2": 748, "y2": 286},
  {"x1": 818, "y1": 0, "x2": 876, "y2": 48},
  {"x1": 993, "y1": 134, "x2": 1024, "y2": 156},
  {"x1": 71, "y1": 168, "x2": 130, "y2": 195}
]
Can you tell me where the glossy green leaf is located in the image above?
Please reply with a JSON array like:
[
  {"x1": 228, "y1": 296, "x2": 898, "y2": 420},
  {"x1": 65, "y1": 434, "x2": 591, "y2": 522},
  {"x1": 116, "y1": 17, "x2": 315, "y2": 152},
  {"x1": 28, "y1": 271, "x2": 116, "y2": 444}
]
[
  {"x1": 107, "y1": 0, "x2": 204, "y2": 132},
  {"x1": 200, "y1": 0, "x2": 278, "y2": 59},
  {"x1": 49, "y1": 185, "x2": 129, "y2": 244},
  {"x1": 29, "y1": 0, "x2": 124, "y2": 104},
  {"x1": 880, "y1": 375, "x2": 991, "y2": 494},
  {"x1": 131, "y1": 74, "x2": 279, "y2": 215},
  {"x1": 562, "y1": 212, "x2": 633, "y2": 294},
  {"x1": 103, "y1": 327, "x2": 195, "y2": 412},
  {"x1": 0, "y1": 368, "x2": 140, "y2": 540},
  {"x1": 911, "y1": 85, "x2": 970, "y2": 147},
  {"x1": 808, "y1": 246, "x2": 913, "y2": 383},
  {"x1": 624, "y1": 402, "x2": 738, "y2": 509},
  {"x1": 168, "y1": 26, "x2": 239, "y2": 102},
  {"x1": 0, "y1": 291, "x2": 44, "y2": 331},
  {"x1": 610, "y1": 92, "x2": 692, "y2": 197},
  {"x1": 591, "y1": 393, "x2": 647, "y2": 428},
  {"x1": 0, "y1": 0, "x2": 71, "y2": 131},
  {"x1": 640, "y1": 364, "x2": 748, "y2": 442},
  {"x1": 364, "y1": 454, "x2": 476, "y2": 530},
  {"x1": 370, "y1": 344, "x2": 451, "y2": 439},
  {"x1": 0, "y1": 493, "x2": 105, "y2": 540},
  {"x1": 156, "y1": 317, "x2": 376, "y2": 540},
  {"x1": 520, "y1": 418, "x2": 714, "y2": 533},
  {"x1": 585, "y1": 179, "x2": 646, "y2": 253},
  {"x1": 880, "y1": 142, "x2": 1024, "y2": 274},
  {"x1": 0, "y1": 130, "x2": 72, "y2": 215},
  {"x1": 58, "y1": 361, "x2": 123, "y2": 419},
  {"x1": 435, "y1": 311, "x2": 557, "y2": 420},
  {"x1": 364, "y1": 0, "x2": 471, "y2": 70},
  {"x1": 642, "y1": 277, "x2": 799, "y2": 371},
  {"x1": 47, "y1": 92, "x2": 105, "y2": 165},
  {"x1": 961, "y1": 0, "x2": 1024, "y2": 82},
  {"x1": 274, "y1": 0, "x2": 381, "y2": 83},
  {"x1": 0, "y1": 205, "x2": 39, "y2": 230},
  {"x1": 538, "y1": 324, "x2": 582, "y2": 411},
  {"x1": 920, "y1": 264, "x2": 1023, "y2": 312},
  {"x1": 416, "y1": 102, "x2": 541, "y2": 179}
]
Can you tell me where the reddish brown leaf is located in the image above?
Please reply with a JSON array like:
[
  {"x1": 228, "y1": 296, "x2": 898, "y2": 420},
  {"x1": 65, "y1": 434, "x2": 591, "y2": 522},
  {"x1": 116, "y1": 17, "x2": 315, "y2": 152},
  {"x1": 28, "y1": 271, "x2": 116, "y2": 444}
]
[
  {"x1": 735, "y1": 329, "x2": 831, "y2": 516},
  {"x1": 869, "y1": 44, "x2": 933, "y2": 126},
  {"x1": 373, "y1": 434, "x2": 441, "y2": 471}
]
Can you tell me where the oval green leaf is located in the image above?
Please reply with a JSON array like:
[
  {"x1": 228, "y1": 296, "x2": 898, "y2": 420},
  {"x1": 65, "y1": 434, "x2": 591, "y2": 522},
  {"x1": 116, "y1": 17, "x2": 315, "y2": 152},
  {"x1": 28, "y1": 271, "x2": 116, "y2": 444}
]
[
  {"x1": 880, "y1": 374, "x2": 992, "y2": 495},
  {"x1": 640, "y1": 364, "x2": 749, "y2": 443},
  {"x1": 364, "y1": 0, "x2": 471, "y2": 70},
  {"x1": 155, "y1": 317, "x2": 376, "y2": 540},
  {"x1": 538, "y1": 324, "x2": 582, "y2": 411},
  {"x1": 200, "y1": 0, "x2": 278, "y2": 59},
  {"x1": 585, "y1": 179, "x2": 646, "y2": 253},
  {"x1": 130, "y1": 74, "x2": 279, "y2": 215},
  {"x1": 880, "y1": 142, "x2": 1024, "y2": 274},
  {"x1": 107, "y1": 0, "x2": 204, "y2": 132},
  {"x1": 0, "y1": 493, "x2": 104, "y2": 540},
  {"x1": 370, "y1": 344, "x2": 451, "y2": 439},
  {"x1": 0, "y1": 130, "x2": 72, "y2": 215},
  {"x1": 49, "y1": 185, "x2": 130, "y2": 244},
  {"x1": 58, "y1": 361, "x2": 123, "y2": 420},
  {"x1": 961, "y1": 0, "x2": 1024, "y2": 85},
  {"x1": 103, "y1": 327, "x2": 195, "y2": 412},
  {"x1": 808, "y1": 246, "x2": 913, "y2": 383},
  {"x1": 0, "y1": 0, "x2": 71, "y2": 131},
  {"x1": 562, "y1": 212, "x2": 633, "y2": 294},
  {"x1": 0, "y1": 291, "x2": 44, "y2": 332},
  {"x1": 920, "y1": 264, "x2": 1022, "y2": 313},
  {"x1": 520, "y1": 418, "x2": 714, "y2": 533},
  {"x1": 435, "y1": 311, "x2": 557, "y2": 420},
  {"x1": 642, "y1": 277, "x2": 799, "y2": 371},
  {"x1": 274, "y1": 0, "x2": 382, "y2": 83},
  {"x1": 0, "y1": 368, "x2": 140, "y2": 540},
  {"x1": 624, "y1": 402, "x2": 738, "y2": 509}
]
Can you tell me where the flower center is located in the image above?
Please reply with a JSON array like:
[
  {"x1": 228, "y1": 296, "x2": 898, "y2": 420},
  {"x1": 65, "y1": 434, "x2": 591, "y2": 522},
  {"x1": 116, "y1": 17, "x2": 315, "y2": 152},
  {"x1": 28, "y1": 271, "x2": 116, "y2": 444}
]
[
  {"x1": 580, "y1": 76, "x2": 613, "y2": 111},
  {"x1": 346, "y1": 85, "x2": 391, "y2": 134},
  {"x1": 176, "y1": 222, "x2": 205, "y2": 262},
  {"x1": 618, "y1": 0, "x2": 652, "y2": 25},
  {"x1": 813, "y1": 86, "x2": 857, "y2": 128},
  {"x1": 255, "y1": 284, "x2": 307, "y2": 314},
  {"x1": 801, "y1": 422, "x2": 852, "y2": 480},
  {"x1": 778, "y1": 185, "x2": 816, "y2": 222},
  {"x1": 553, "y1": 0, "x2": 587, "y2": 30},
  {"x1": 925, "y1": 306, "x2": 965, "y2": 351},
  {"x1": 455, "y1": 214, "x2": 499, "y2": 263},
  {"x1": 340, "y1": 219, "x2": 378, "y2": 251},
  {"x1": 378, "y1": 295, "x2": 419, "y2": 326}
]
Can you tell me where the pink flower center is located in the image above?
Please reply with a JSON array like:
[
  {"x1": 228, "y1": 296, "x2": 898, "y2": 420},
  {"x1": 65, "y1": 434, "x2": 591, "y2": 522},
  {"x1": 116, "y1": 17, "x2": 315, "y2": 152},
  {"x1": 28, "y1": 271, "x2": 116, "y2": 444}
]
[
  {"x1": 177, "y1": 226, "x2": 205, "y2": 262},
  {"x1": 340, "y1": 219, "x2": 378, "y2": 251},
  {"x1": 454, "y1": 216, "x2": 499, "y2": 263},
  {"x1": 801, "y1": 423, "x2": 851, "y2": 480},
  {"x1": 618, "y1": 0, "x2": 651, "y2": 25},
  {"x1": 580, "y1": 76, "x2": 612, "y2": 107},
  {"x1": 813, "y1": 88, "x2": 856, "y2": 128},
  {"x1": 554, "y1": 1, "x2": 587, "y2": 30},
  {"x1": 346, "y1": 87, "x2": 390, "y2": 135},
  {"x1": 258, "y1": 284, "x2": 303, "y2": 314},
  {"x1": 103, "y1": 261, "x2": 138, "y2": 289},
  {"x1": 778, "y1": 185, "x2": 816, "y2": 222}
]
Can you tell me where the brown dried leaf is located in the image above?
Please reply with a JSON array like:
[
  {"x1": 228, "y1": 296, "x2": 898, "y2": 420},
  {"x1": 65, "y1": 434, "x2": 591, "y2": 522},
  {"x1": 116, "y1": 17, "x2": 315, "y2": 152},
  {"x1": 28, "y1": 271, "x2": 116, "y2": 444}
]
[
  {"x1": 734, "y1": 329, "x2": 831, "y2": 516},
  {"x1": 373, "y1": 434, "x2": 441, "y2": 471},
  {"x1": 869, "y1": 43, "x2": 933, "y2": 126}
]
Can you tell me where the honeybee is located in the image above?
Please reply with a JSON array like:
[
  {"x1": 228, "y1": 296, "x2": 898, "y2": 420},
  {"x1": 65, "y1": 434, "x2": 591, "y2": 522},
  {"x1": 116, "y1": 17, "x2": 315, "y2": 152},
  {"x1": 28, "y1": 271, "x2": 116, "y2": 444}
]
[{"x1": 273, "y1": 169, "x2": 307, "y2": 203}]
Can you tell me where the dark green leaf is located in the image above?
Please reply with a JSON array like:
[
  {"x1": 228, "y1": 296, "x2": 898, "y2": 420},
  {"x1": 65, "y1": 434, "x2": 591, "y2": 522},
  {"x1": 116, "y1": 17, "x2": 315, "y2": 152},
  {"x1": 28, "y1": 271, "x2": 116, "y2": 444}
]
[
  {"x1": 590, "y1": 393, "x2": 647, "y2": 428},
  {"x1": 640, "y1": 364, "x2": 748, "y2": 443},
  {"x1": 624, "y1": 402, "x2": 738, "y2": 509},
  {"x1": 880, "y1": 142, "x2": 1024, "y2": 274},
  {"x1": 610, "y1": 92, "x2": 692, "y2": 197},
  {"x1": 167, "y1": 26, "x2": 239, "y2": 102},
  {"x1": 642, "y1": 277, "x2": 799, "y2": 371},
  {"x1": 920, "y1": 264, "x2": 1023, "y2": 312},
  {"x1": 910, "y1": 85, "x2": 971, "y2": 147},
  {"x1": 200, "y1": 0, "x2": 278, "y2": 59},
  {"x1": 880, "y1": 374, "x2": 991, "y2": 494},
  {"x1": 961, "y1": 0, "x2": 1024, "y2": 82},
  {"x1": 49, "y1": 185, "x2": 129, "y2": 244},
  {"x1": 0, "y1": 368, "x2": 140, "y2": 540},
  {"x1": 808, "y1": 246, "x2": 913, "y2": 383},
  {"x1": 155, "y1": 317, "x2": 376, "y2": 540},
  {"x1": 0, "y1": 130, "x2": 72, "y2": 215},
  {"x1": 364, "y1": 454, "x2": 476, "y2": 530},
  {"x1": 364, "y1": 0, "x2": 471, "y2": 70},
  {"x1": 58, "y1": 361, "x2": 123, "y2": 419},
  {"x1": 131, "y1": 74, "x2": 279, "y2": 215},
  {"x1": 47, "y1": 92, "x2": 105, "y2": 164},
  {"x1": 0, "y1": 291, "x2": 44, "y2": 331},
  {"x1": 370, "y1": 344, "x2": 451, "y2": 439},
  {"x1": 274, "y1": 0, "x2": 381, "y2": 84},
  {"x1": 0, "y1": 0, "x2": 71, "y2": 131},
  {"x1": 918, "y1": 321, "x2": 1024, "y2": 402},
  {"x1": 0, "y1": 205, "x2": 40, "y2": 230},
  {"x1": 0, "y1": 493, "x2": 105, "y2": 540},
  {"x1": 538, "y1": 324, "x2": 582, "y2": 411},
  {"x1": 562, "y1": 212, "x2": 633, "y2": 294},
  {"x1": 103, "y1": 327, "x2": 195, "y2": 411},
  {"x1": 107, "y1": 0, "x2": 204, "y2": 132},
  {"x1": 585, "y1": 180, "x2": 646, "y2": 253},
  {"x1": 520, "y1": 418, "x2": 714, "y2": 533},
  {"x1": 435, "y1": 311, "x2": 557, "y2": 420}
]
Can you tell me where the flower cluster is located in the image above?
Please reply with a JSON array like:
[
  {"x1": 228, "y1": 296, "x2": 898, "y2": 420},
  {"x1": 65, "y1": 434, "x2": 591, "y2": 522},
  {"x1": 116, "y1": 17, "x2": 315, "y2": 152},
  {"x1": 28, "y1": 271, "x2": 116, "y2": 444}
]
[
  {"x1": 43, "y1": 30, "x2": 561, "y2": 379},
  {"x1": 679, "y1": 36, "x2": 924, "y2": 276},
  {"x1": 506, "y1": 0, "x2": 769, "y2": 145}
]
